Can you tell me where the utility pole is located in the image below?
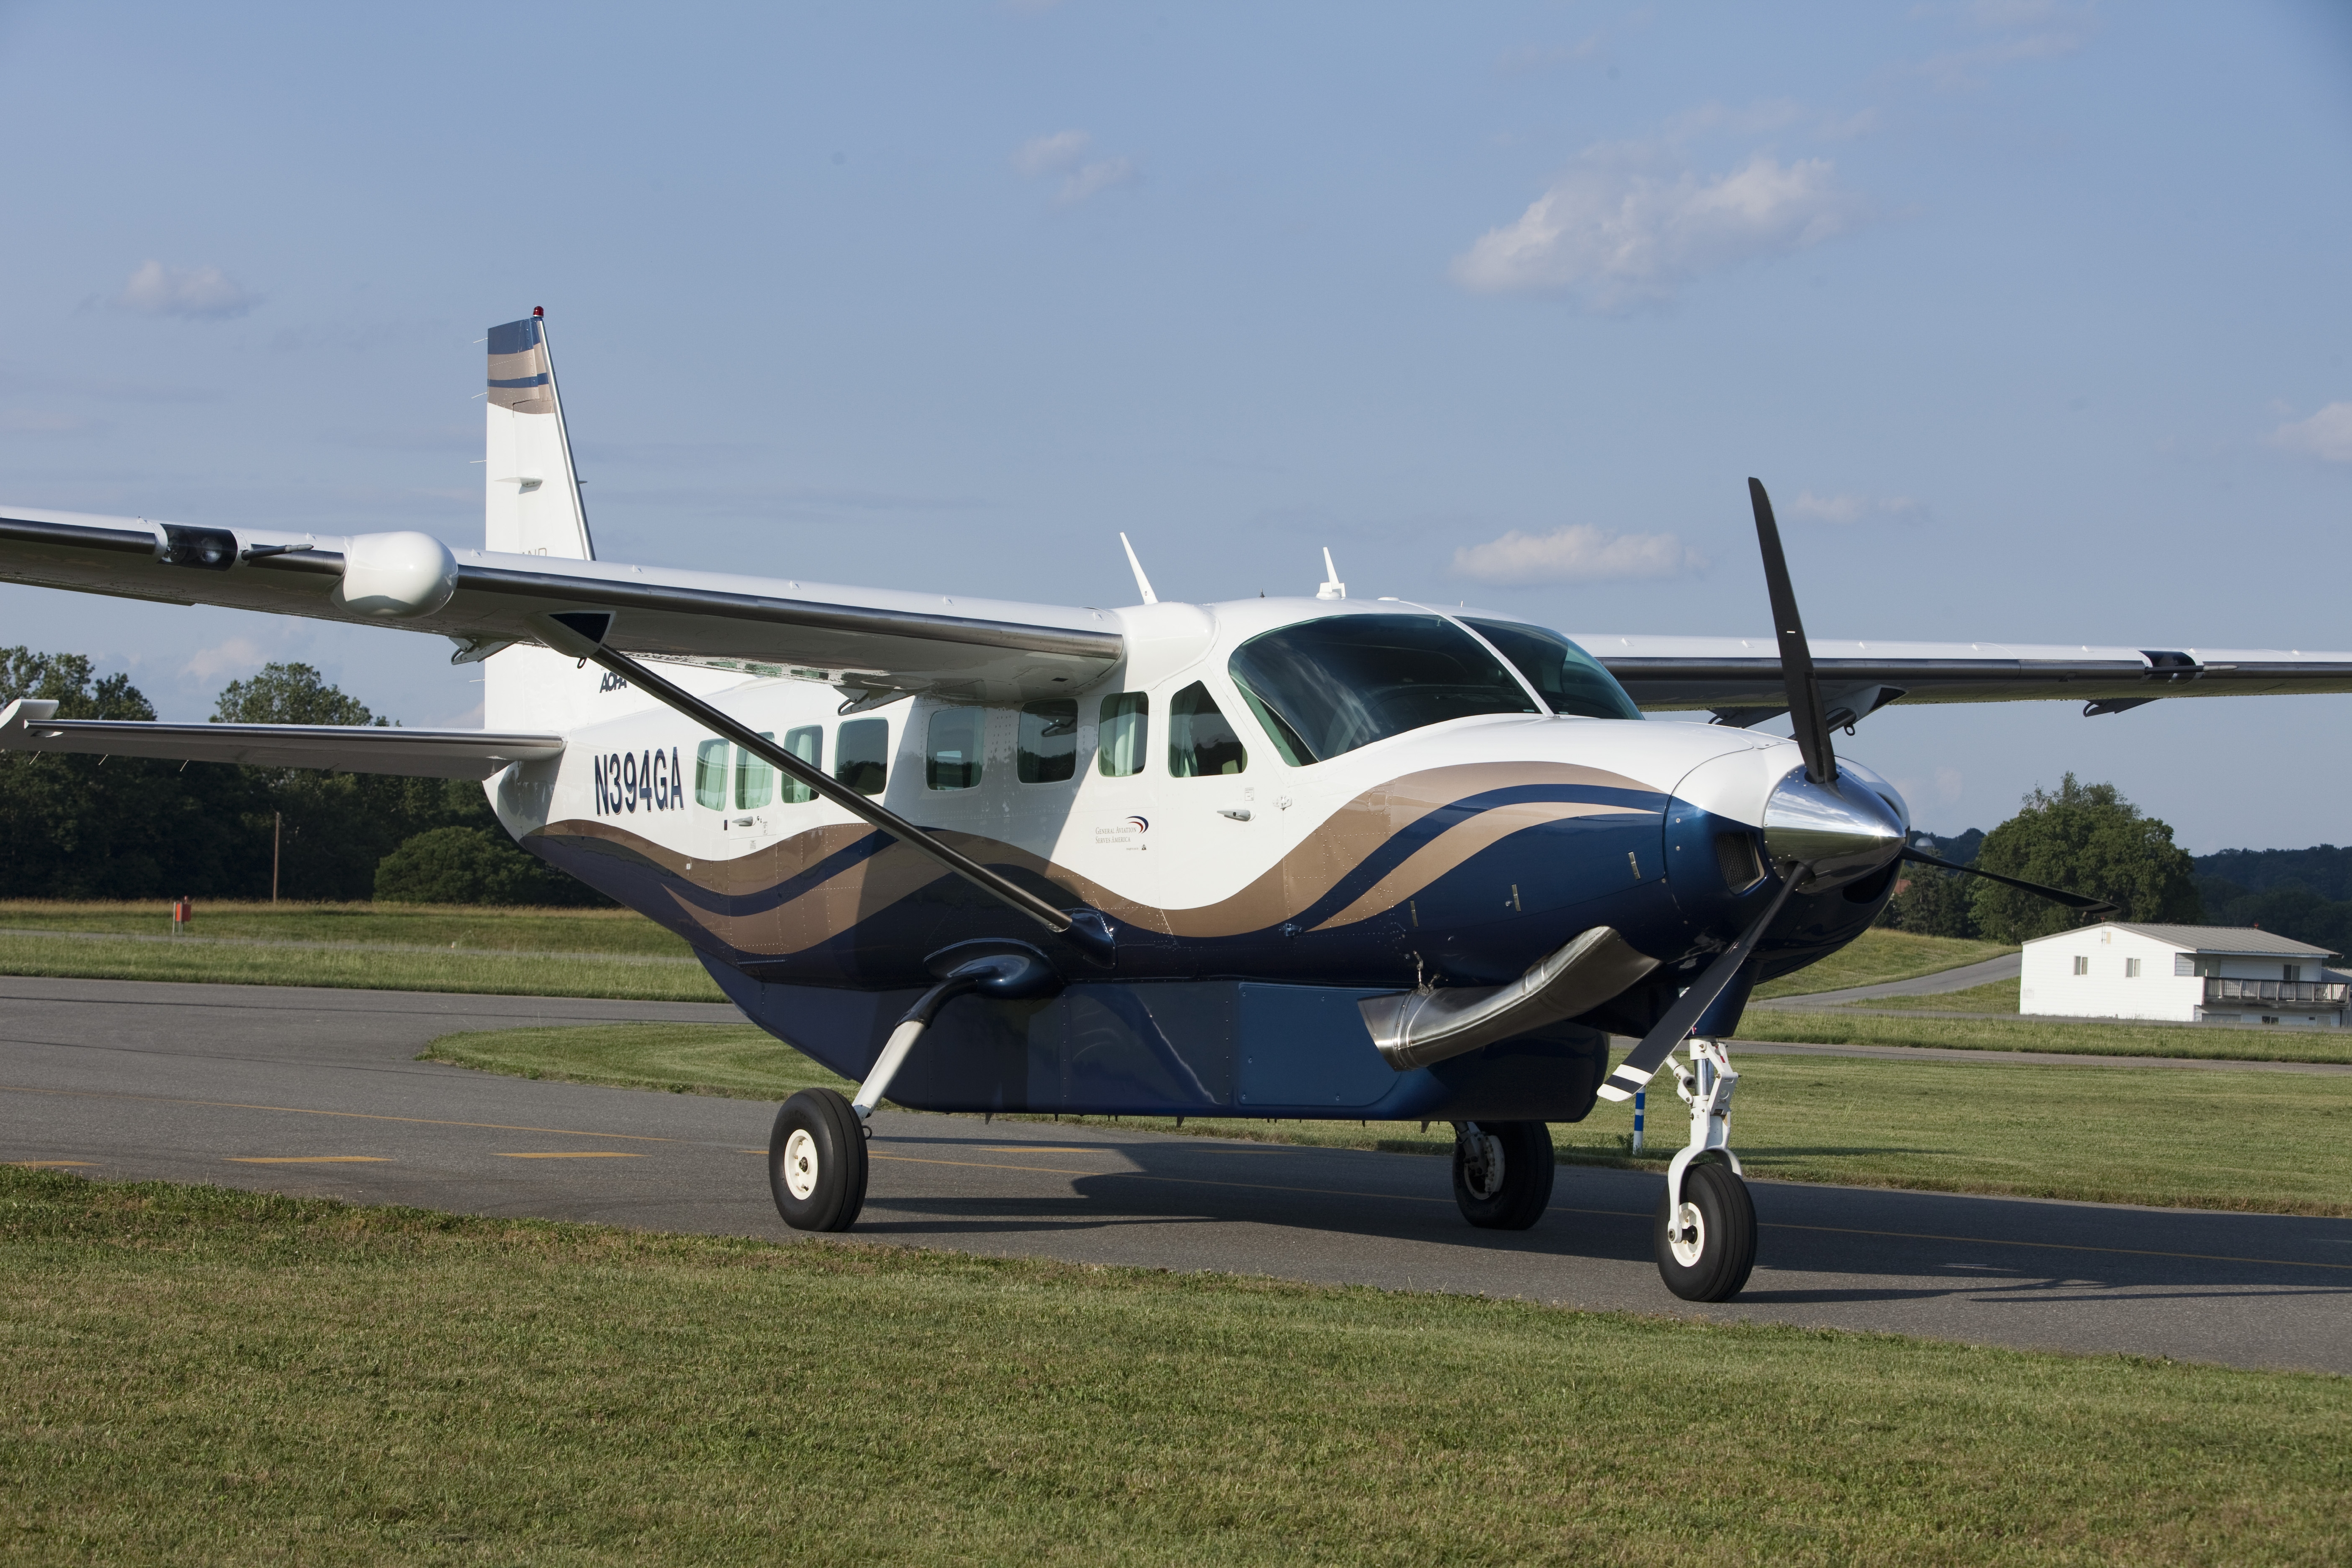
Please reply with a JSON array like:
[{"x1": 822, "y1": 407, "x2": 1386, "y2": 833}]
[{"x1": 272, "y1": 811, "x2": 281, "y2": 904}]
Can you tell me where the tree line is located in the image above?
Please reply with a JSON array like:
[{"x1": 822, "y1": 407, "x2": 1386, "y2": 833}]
[
  {"x1": 1882, "y1": 772, "x2": 2352, "y2": 957},
  {"x1": 0, "y1": 647, "x2": 603, "y2": 905}
]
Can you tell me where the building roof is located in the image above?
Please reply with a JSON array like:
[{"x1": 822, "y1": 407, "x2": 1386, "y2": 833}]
[{"x1": 2024, "y1": 922, "x2": 2339, "y2": 958}]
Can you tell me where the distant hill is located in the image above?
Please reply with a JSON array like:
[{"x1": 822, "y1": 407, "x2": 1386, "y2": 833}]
[
  {"x1": 1907, "y1": 828, "x2": 1982, "y2": 865},
  {"x1": 2192, "y1": 845, "x2": 2352, "y2": 902},
  {"x1": 2192, "y1": 845, "x2": 2352, "y2": 960}
]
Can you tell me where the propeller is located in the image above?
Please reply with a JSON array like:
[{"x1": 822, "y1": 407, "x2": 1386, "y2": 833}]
[
  {"x1": 1899, "y1": 846, "x2": 2119, "y2": 916},
  {"x1": 1598, "y1": 869, "x2": 1801, "y2": 1102},
  {"x1": 1752, "y1": 477, "x2": 1836, "y2": 788},
  {"x1": 1596, "y1": 479, "x2": 2115, "y2": 1103}
]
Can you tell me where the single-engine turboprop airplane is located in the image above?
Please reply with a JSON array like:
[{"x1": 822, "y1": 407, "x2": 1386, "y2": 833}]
[{"x1": 6, "y1": 311, "x2": 2350, "y2": 1302}]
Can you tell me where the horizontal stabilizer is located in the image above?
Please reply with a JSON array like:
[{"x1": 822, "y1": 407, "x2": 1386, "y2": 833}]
[{"x1": 0, "y1": 699, "x2": 562, "y2": 780}]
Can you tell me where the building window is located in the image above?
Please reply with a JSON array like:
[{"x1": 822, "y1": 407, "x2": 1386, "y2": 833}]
[
  {"x1": 2285, "y1": 964, "x2": 2302, "y2": 983},
  {"x1": 1168, "y1": 681, "x2": 1249, "y2": 777},
  {"x1": 735, "y1": 731, "x2": 775, "y2": 809},
  {"x1": 2072, "y1": 956, "x2": 2088, "y2": 975},
  {"x1": 835, "y1": 718, "x2": 890, "y2": 798},
  {"x1": 695, "y1": 739, "x2": 729, "y2": 809},
  {"x1": 778, "y1": 726, "x2": 822, "y2": 804},
  {"x1": 2125, "y1": 957, "x2": 2141, "y2": 978},
  {"x1": 926, "y1": 707, "x2": 984, "y2": 791},
  {"x1": 1017, "y1": 700, "x2": 1079, "y2": 783},
  {"x1": 1098, "y1": 693, "x2": 1149, "y2": 777},
  {"x1": 2174, "y1": 953, "x2": 2195, "y2": 977}
]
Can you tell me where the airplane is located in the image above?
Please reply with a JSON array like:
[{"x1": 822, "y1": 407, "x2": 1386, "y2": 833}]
[{"x1": 5, "y1": 308, "x2": 2349, "y2": 1303}]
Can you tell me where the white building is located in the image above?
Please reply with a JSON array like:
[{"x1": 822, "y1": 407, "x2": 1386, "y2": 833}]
[{"x1": 2020, "y1": 923, "x2": 2347, "y2": 1026}]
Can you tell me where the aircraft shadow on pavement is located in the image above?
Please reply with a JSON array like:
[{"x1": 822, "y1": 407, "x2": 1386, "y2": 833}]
[{"x1": 862, "y1": 1128, "x2": 2352, "y2": 1304}]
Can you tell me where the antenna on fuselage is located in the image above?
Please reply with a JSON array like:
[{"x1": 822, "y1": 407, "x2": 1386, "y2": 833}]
[
  {"x1": 1118, "y1": 533, "x2": 1159, "y2": 605},
  {"x1": 1316, "y1": 547, "x2": 1346, "y2": 601}
]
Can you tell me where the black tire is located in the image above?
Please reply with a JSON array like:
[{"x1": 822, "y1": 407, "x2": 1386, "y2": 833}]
[
  {"x1": 769, "y1": 1088, "x2": 868, "y2": 1233},
  {"x1": 1451, "y1": 1121, "x2": 1556, "y2": 1230},
  {"x1": 1653, "y1": 1160, "x2": 1757, "y2": 1302}
]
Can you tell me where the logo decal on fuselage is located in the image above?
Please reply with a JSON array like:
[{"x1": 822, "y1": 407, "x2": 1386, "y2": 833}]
[{"x1": 595, "y1": 747, "x2": 683, "y2": 816}]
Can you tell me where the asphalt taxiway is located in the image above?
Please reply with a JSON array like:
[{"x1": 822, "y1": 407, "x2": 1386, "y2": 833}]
[{"x1": 3, "y1": 976, "x2": 2344, "y2": 1375}]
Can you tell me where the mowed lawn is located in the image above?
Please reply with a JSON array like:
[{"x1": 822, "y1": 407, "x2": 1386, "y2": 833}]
[
  {"x1": 423, "y1": 1024, "x2": 2352, "y2": 1215},
  {"x1": 2, "y1": 1168, "x2": 2342, "y2": 1567},
  {"x1": 1738, "y1": 1005, "x2": 2352, "y2": 1064},
  {"x1": 0, "y1": 901, "x2": 725, "y2": 1002},
  {"x1": 1750, "y1": 929, "x2": 2012, "y2": 999}
]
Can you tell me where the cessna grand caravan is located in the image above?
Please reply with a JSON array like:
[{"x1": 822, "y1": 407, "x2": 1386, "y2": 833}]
[{"x1": 5, "y1": 311, "x2": 2347, "y2": 1302}]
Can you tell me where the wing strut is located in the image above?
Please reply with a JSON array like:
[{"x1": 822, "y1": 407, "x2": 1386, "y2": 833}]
[{"x1": 536, "y1": 612, "x2": 1114, "y2": 967}]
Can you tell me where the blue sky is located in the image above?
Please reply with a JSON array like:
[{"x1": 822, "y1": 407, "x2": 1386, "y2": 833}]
[{"x1": 1, "y1": 1, "x2": 2347, "y2": 851}]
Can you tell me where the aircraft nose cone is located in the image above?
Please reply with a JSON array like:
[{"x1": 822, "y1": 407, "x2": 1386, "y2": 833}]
[{"x1": 1763, "y1": 768, "x2": 1907, "y2": 887}]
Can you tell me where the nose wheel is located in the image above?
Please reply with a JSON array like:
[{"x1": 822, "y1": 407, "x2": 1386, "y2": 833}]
[{"x1": 1650, "y1": 1038, "x2": 1758, "y2": 1302}]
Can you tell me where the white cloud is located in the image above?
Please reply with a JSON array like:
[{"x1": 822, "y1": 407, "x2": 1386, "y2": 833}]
[
  {"x1": 1912, "y1": 0, "x2": 2094, "y2": 89},
  {"x1": 114, "y1": 260, "x2": 259, "y2": 321},
  {"x1": 1784, "y1": 491, "x2": 1926, "y2": 524},
  {"x1": 1451, "y1": 524, "x2": 1705, "y2": 585},
  {"x1": 1450, "y1": 148, "x2": 1863, "y2": 308},
  {"x1": 182, "y1": 636, "x2": 266, "y2": 683},
  {"x1": 2267, "y1": 403, "x2": 2352, "y2": 464},
  {"x1": 1012, "y1": 129, "x2": 1137, "y2": 205}
]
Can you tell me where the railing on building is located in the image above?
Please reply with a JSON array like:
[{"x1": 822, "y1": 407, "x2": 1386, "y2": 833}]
[{"x1": 2203, "y1": 978, "x2": 2351, "y2": 1005}]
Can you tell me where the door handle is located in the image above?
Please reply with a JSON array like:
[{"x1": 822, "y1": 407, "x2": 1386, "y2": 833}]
[{"x1": 1218, "y1": 808, "x2": 1252, "y2": 822}]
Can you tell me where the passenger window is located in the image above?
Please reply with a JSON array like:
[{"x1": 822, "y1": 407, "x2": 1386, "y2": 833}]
[
  {"x1": 927, "y1": 707, "x2": 984, "y2": 791},
  {"x1": 1098, "y1": 693, "x2": 1148, "y2": 777},
  {"x1": 1168, "y1": 681, "x2": 1247, "y2": 777},
  {"x1": 835, "y1": 717, "x2": 890, "y2": 797},
  {"x1": 778, "y1": 725, "x2": 823, "y2": 804},
  {"x1": 695, "y1": 739, "x2": 729, "y2": 809},
  {"x1": 735, "y1": 731, "x2": 775, "y2": 809},
  {"x1": 1018, "y1": 700, "x2": 1078, "y2": 783}
]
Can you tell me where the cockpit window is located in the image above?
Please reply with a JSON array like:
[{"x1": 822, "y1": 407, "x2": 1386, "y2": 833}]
[
  {"x1": 1464, "y1": 619, "x2": 1644, "y2": 722},
  {"x1": 1227, "y1": 613, "x2": 1539, "y2": 766}
]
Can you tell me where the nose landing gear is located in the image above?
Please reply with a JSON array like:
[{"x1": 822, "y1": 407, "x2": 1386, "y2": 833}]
[{"x1": 1651, "y1": 1038, "x2": 1758, "y2": 1301}]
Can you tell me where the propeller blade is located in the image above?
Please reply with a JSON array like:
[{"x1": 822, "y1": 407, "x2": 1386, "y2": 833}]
[
  {"x1": 1750, "y1": 478, "x2": 1836, "y2": 787},
  {"x1": 1598, "y1": 869, "x2": 1803, "y2": 1102},
  {"x1": 1899, "y1": 847, "x2": 2119, "y2": 916}
]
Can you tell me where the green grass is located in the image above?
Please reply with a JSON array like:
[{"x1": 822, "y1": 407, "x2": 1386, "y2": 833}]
[
  {"x1": 423, "y1": 1024, "x2": 2352, "y2": 1215},
  {"x1": 1739, "y1": 1006, "x2": 2352, "y2": 1064},
  {"x1": 1865, "y1": 977, "x2": 2023, "y2": 1012},
  {"x1": 1751, "y1": 928, "x2": 2013, "y2": 1000},
  {"x1": 0, "y1": 899, "x2": 694, "y2": 955},
  {"x1": 0, "y1": 931, "x2": 726, "y2": 1002},
  {"x1": 0, "y1": 1167, "x2": 2342, "y2": 1566}
]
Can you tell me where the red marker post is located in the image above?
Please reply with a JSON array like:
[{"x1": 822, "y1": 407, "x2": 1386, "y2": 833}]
[{"x1": 171, "y1": 896, "x2": 191, "y2": 937}]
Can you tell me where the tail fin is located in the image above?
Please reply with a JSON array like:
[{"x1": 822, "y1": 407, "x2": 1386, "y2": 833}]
[
  {"x1": 482, "y1": 310, "x2": 598, "y2": 736},
  {"x1": 484, "y1": 310, "x2": 594, "y2": 560}
]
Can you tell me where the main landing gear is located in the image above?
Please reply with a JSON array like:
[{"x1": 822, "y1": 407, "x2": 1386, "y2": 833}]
[
  {"x1": 1451, "y1": 1120, "x2": 1555, "y2": 1229},
  {"x1": 769, "y1": 941, "x2": 1059, "y2": 1235},
  {"x1": 1651, "y1": 1037, "x2": 1757, "y2": 1302}
]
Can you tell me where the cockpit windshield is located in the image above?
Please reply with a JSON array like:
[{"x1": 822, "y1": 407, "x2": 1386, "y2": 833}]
[
  {"x1": 1463, "y1": 619, "x2": 1645, "y2": 722},
  {"x1": 1228, "y1": 613, "x2": 1539, "y2": 765}
]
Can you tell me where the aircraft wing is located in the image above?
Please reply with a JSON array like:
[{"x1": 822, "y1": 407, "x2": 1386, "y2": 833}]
[
  {"x1": 1581, "y1": 634, "x2": 2352, "y2": 725},
  {"x1": 0, "y1": 507, "x2": 1124, "y2": 703},
  {"x1": 0, "y1": 699, "x2": 563, "y2": 780}
]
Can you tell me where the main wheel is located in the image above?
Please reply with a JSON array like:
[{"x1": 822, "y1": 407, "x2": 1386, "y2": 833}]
[
  {"x1": 769, "y1": 1088, "x2": 868, "y2": 1232},
  {"x1": 1451, "y1": 1121, "x2": 1555, "y2": 1230},
  {"x1": 1653, "y1": 1160, "x2": 1756, "y2": 1302}
]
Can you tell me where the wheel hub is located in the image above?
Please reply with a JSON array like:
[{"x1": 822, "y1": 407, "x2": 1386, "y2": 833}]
[
  {"x1": 1668, "y1": 1201, "x2": 1706, "y2": 1268},
  {"x1": 1464, "y1": 1131, "x2": 1505, "y2": 1199},
  {"x1": 783, "y1": 1127, "x2": 820, "y2": 1201}
]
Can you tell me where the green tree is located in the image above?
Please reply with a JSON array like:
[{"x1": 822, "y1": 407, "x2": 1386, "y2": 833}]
[
  {"x1": 0, "y1": 647, "x2": 262, "y2": 898},
  {"x1": 1969, "y1": 774, "x2": 2201, "y2": 942},
  {"x1": 1878, "y1": 860, "x2": 1979, "y2": 938},
  {"x1": 374, "y1": 825, "x2": 596, "y2": 906}
]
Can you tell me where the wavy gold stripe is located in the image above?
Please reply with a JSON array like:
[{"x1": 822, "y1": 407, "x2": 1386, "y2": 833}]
[
  {"x1": 1309, "y1": 799, "x2": 1650, "y2": 932},
  {"x1": 534, "y1": 760, "x2": 1662, "y2": 955}
]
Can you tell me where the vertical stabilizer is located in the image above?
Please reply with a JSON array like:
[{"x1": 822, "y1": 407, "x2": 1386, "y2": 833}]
[
  {"x1": 485, "y1": 312, "x2": 594, "y2": 560},
  {"x1": 483, "y1": 310, "x2": 598, "y2": 736}
]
